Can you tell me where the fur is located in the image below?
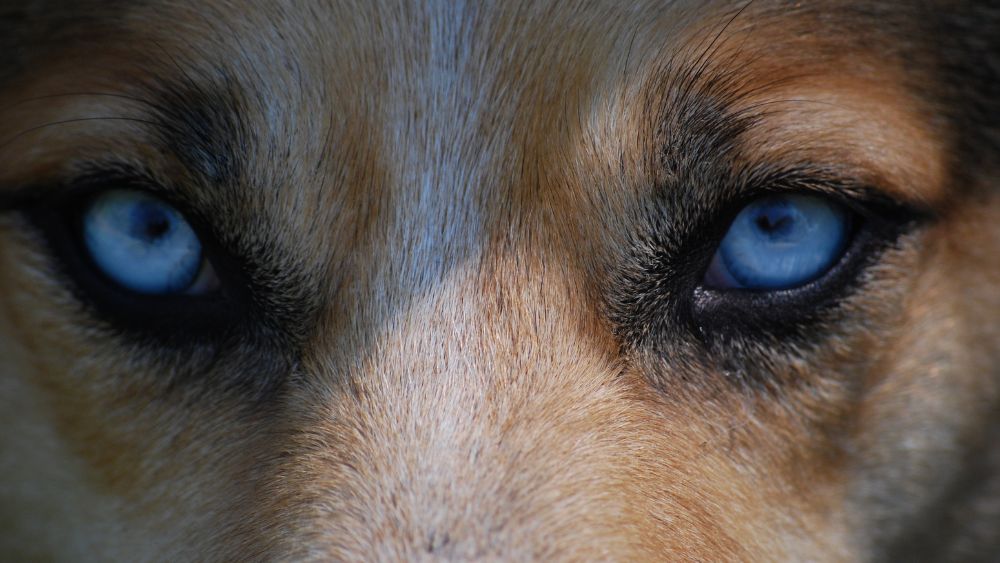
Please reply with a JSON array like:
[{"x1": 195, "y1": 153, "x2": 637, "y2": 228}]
[{"x1": 0, "y1": 1, "x2": 998, "y2": 560}]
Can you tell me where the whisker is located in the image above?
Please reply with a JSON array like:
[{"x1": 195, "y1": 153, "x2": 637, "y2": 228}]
[
  {"x1": 691, "y1": 0, "x2": 758, "y2": 80},
  {"x1": 0, "y1": 92, "x2": 164, "y2": 114},
  {"x1": 0, "y1": 116, "x2": 162, "y2": 154},
  {"x1": 676, "y1": 0, "x2": 759, "y2": 106}
]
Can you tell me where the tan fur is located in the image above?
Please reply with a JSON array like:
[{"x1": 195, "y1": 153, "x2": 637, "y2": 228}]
[{"x1": 0, "y1": 1, "x2": 998, "y2": 560}]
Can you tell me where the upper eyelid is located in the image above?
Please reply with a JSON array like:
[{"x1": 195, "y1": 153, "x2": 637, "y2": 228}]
[
  {"x1": 7, "y1": 162, "x2": 203, "y2": 223},
  {"x1": 0, "y1": 162, "x2": 162, "y2": 209},
  {"x1": 2, "y1": 151, "x2": 930, "y2": 229},
  {"x1": 4, "y1": 165, "x2": 237, "y2": 280},
  {"x1": 730, "y1": 165, "x2": 936, "y2": 222},
  {"x1": 634, "y1": 163, "x2": 933, "y2": 284}
]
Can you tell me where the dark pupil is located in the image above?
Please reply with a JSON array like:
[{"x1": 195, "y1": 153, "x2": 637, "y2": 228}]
[
  {"x1": 131, "y1": 204, "x2": 171, "y2": 242},
  {"x1": 755, "y1": 209, "x2": 793, "y2": 237}
]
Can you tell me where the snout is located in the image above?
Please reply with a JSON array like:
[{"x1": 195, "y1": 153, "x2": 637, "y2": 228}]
[{"x1": 258, "y1": 265, "x2": 802, "y2": 560}]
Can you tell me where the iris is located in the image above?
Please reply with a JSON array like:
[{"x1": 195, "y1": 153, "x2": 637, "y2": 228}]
[
  {"x1": 82, "y1": 190, "x2": 205, "y2": 295},
  {"x1": 704, "y1": 194, "x2": 850, "y2": 290}
]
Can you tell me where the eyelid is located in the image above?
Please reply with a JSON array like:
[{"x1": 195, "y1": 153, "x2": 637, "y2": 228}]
[
  {"x1": 11, "y1": 165, "x2": 252, "y2": 339},
  {"x1": 687, "y1": 179, "x2": 930, "y2": 338},
  {"x1": 32, "y1": 165, "x2": 220, "y2": 249},
  {"x1": 2, "y1": 160, "x2": 146, "y2": 205},
  {"x1": 730, "y1": 166, "x2": 935, "y2": 228}
]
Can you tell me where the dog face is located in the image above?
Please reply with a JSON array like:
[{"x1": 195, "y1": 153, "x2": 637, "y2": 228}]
[{"x1": 1, "y1": 1, "x2": 998, "y2": 560}]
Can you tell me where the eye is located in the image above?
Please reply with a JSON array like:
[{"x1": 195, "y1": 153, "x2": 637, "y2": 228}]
[
  {"x1": 703, "y1": 194, "x2": 851, "y2": 290},
  {"x1": 82, "y1": 189, "x2": 218, "y2": 295},
  {"x1": 14, "y1": 169, "x2": 302, "y2": 356},
  {"x1": 610, "y1": 170, "x2": 928, "y2": 354}
]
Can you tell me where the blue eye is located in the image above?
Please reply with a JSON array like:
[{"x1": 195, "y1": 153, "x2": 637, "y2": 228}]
[
  {"x1": 82, "y1": 190, "x2": 214, "y2": 295},
  {"x1": 704, "y1": 194, "x2": 851, "y2": 290}
]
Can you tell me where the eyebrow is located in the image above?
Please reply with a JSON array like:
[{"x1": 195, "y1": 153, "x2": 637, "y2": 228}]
[
  {"x1": 146, "y1": 75, "x2": 250, "y2": 191},
  {"x1": 0, "y1": 73, "x2": 250, "y2": 215}
]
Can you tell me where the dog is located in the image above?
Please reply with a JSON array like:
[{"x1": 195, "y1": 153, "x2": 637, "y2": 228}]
[{"x1": 0, "y1": 0, "x2": 998, "y2": 560}]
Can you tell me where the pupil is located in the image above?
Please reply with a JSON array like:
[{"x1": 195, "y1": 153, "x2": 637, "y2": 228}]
[
  {"x1": 145, "y1": 217, "x2": 170, "y2": 239},
  {"x1": 133, "y1": 205, "x2": 171, "y2": 241},
  {"x1": 755, "y1": 211, "x2": 792, "y2": 234}
]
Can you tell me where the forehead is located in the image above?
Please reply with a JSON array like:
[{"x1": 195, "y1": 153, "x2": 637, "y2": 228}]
[
  {"x1": 3, "y1": 1, "x2": 931, "y2": 177},
  {"x1": 0, "y1": 0, "x2": 938, "y2": 275}
]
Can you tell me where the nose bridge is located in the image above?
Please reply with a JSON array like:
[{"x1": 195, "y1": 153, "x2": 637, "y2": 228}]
[
  {"x1": 284, "y1": 254, "x2": 653, "y2": 560},
  {"x1": 279, "y1": 7, "x2": 742, "y2": 556},
  {"x1": 352, "y1": 252, "x2": 613, "y2": 472}
]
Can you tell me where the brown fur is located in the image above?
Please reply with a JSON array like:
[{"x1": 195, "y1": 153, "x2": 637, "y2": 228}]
[{"x1": 0, "y1": 1, "x2": 998, "y2": 560}]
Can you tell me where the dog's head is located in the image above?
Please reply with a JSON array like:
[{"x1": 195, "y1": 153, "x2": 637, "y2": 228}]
[{"x1": 1, "y1": 1, "x2": 998, "y2": 560}]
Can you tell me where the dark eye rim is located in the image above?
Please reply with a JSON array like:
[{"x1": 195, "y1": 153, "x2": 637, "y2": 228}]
[
  {"x1": 693, "y1": 213, "x2": 885, "y2": 338},
  {"x1": 690, "y1": 187, "x2": 927, "y2": 342},
  {"x1": 21, "y1": 176, "x2": 254, "y2": 345},
  {"x1": 608, "y1": 177, "x2": 930, "y2": 352}
]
